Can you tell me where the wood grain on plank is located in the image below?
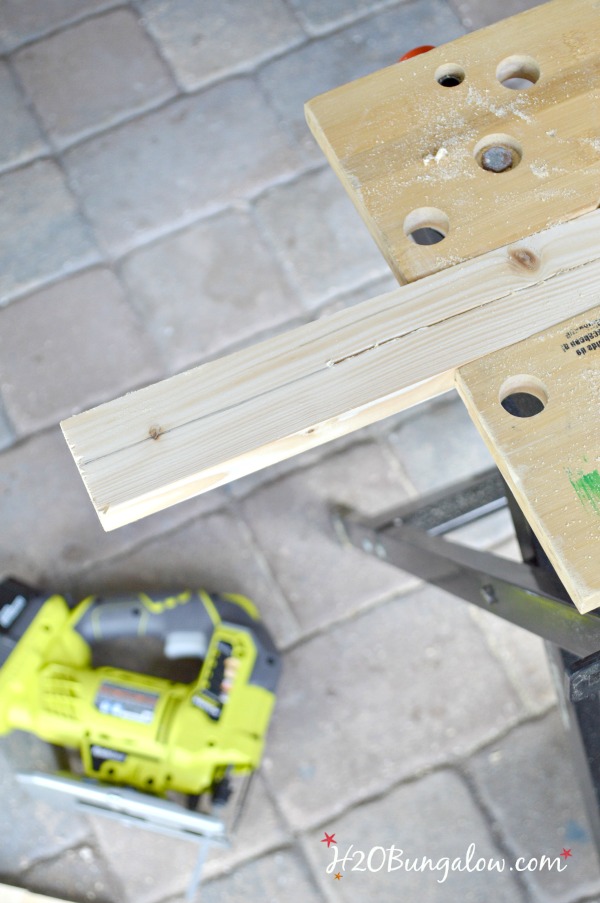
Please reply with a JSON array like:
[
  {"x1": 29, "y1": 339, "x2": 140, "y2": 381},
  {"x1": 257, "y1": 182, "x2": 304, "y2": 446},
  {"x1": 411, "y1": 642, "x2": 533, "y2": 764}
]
[
  {"x1": 61, "y1": 209, "x2": 600, "y2": 531},
  {"x1": 456, "y1": 305, "x2": 600, "y2": 613},
  {"x1": 305, "y1": 0, "x2": 600, "y2": 283}
]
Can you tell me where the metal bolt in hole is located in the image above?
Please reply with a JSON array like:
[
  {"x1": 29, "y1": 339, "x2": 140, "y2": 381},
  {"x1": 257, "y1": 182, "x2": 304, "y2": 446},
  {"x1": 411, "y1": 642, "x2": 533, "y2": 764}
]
[
  {"x1": 474, "y1": 134, "x2": 522, "y2": 172},
  {"x1": 499, "y1": 375, "x2": 548, "y2": 418},
  {"x1": 481, "y1": 146, "x2": 514, "y2": 172},
  {"x1": 481, "y1": 584, "x2": 497, "y2": 605}
]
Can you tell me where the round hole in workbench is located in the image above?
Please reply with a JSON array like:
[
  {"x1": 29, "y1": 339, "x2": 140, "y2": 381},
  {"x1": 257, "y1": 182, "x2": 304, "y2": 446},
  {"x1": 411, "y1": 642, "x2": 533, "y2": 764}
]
[
  {"x1": 496, "y1": 54, "x2": 540, "y2": 89},
  {"x1": 408, "y1": 227, "x2": 446, "y2": 245},
  {"x1": 404, "y1": 207, "x2": 449, "y2": 245},
  {"x1": 501, "y1": 392, "x2": 545, "y2": 417},
  {"x1": 499, "y1": 375, "x2": 548, "y2": 418},
  {"x1": 435, "y1": 63, "x2": 465, "y2": 87}
]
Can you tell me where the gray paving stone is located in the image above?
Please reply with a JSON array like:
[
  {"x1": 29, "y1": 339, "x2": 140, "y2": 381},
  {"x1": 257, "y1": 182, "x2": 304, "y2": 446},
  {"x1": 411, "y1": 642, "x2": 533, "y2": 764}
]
[
  {"x1": 305, "y1": 769, "x2": 527, "y2": 902},
  {"x1": 0, "y1": 428, "x2": 105, "y2": 583},
  {"x1": 255, "y1": 167, "x2": 391, "y2": 310},
  {"x1": 240, "y1": 441, "x2": 417, "y2": 632},
  {"x1": 90, "y1": 773, "x2": 287, "y2": 902},
  {"x1": 468, "y1": 605, "x2": 557, "y2": 716},
  {"x1": 262, "y1": 584, "x2": 523, "y2": 830},
  {"x1": 73, "y1": 507, "x2": 300, "y2": 648},
  {"x1": 0, "y1": 0, "x2": 119, "y2": 52},
  {"x1": 257, "y1": 1, "x2": 465, "y2": 162},
  {"x1": 22, "y1": 844, "x2": 125, "y2": 903},
  {"x1": 0, "y1": 427, "x2": 228, "y2": 585},
  {"x1": 0, "y1": 61, "x2": 47, "y2": 172},
  {"x1": 202, "y1": 773, "x2": 289, "y2": 880},
  {"x1": 64, "y1": 78, "x2": 303, "y2": 257},
  {"x1": 120, "y1": 208, "x2": 303, "y2": 374},
  {"x1": 89, "y1": 821, "x2": 198, "y2": 903},
  {"x1": 388, "y1": 392, "x2": 494, "y2": 492},
  {"x1": 286, "y1": 0, "x2": 403, "y2": 34},
  {"x1": 449, "y1": 0, "x2": 543, "y2": 30},
  {"x1": 315, "y1": 271, "x2": 399, "y2": 317},
  {"x1": 13, "y1": 9, "x2": 176, "y2": 149},
  {"x1": 0, "y1": 159, "x2": 100, "y2": 304},
  {"x1": 0, "y1": 397, "x2": 15, "y2": 450},
  {"x1": 138, "y1": 0, "x2": 305, "y2": 91},
  {"x1": 466, "y1": 711, "x2": 600, "y2": 900},
  {"x1": 0, "y1": 733, "x2": 91, "y2": 874},
  {"x1": 0, "y1": 267, "x2": 162, "y2": 435},
  {"x1": 388, "y1": 393, "x2": 514, "y2": 549},
  {"x1": 199, "y1": 848, "x2": 325, "y2": 903}
]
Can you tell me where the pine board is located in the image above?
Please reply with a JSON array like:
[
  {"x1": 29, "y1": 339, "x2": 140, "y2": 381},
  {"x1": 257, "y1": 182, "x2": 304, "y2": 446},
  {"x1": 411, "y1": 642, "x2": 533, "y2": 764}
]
[
  {"x1": 0, "y1": 885, "x2": 71, "y2": 903},
  {"x1": 61, "y1": 209, "x2": 600, "y2": 531}
]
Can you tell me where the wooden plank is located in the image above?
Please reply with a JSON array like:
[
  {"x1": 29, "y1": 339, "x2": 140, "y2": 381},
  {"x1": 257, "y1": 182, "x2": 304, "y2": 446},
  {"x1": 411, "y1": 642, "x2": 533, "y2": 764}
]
[
  {"x1": 61, "y1": 209, "x2": 600, "y2": 531},
  {"x1": 305, "y1": 0, "x2": 600, "y2": 283},
  {"x1": 456, "y1": 305, "x2": 600, "y2": 613},
  {"x1": 0, "y1": 884, "x2": 71, "y2": 903}
]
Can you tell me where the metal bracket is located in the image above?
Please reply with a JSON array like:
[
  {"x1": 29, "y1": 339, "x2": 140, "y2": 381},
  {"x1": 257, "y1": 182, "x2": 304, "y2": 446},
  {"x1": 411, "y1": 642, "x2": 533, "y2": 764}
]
[{"x1": 334, "y1": 469, "x2": 600, "y2": 658}]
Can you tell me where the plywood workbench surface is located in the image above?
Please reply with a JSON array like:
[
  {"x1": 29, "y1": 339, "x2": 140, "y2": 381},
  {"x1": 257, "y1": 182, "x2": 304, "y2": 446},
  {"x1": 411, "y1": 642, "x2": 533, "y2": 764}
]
[
  {"x1": 457, "y1": 307, "x2": 600, "y2": 613},
  {"x1": 306, "y1": 0, "x2": 600, "y2": 283}
]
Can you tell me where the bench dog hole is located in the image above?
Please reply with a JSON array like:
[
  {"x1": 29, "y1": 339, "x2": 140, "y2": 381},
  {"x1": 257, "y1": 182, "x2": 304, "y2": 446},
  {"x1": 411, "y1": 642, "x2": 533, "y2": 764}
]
[
  {"x1": 404, "y1": 207, "x2": 450, "y2": 245},
  {"x1": 499, "y1": 375, "x2": 548, "y2": 418}
]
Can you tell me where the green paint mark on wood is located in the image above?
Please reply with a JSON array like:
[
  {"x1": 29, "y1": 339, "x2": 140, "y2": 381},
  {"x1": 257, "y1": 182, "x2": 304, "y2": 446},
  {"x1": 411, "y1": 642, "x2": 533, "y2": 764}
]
[{"x1": 569, "y1": 469, "x2": 600, "y2": 515}]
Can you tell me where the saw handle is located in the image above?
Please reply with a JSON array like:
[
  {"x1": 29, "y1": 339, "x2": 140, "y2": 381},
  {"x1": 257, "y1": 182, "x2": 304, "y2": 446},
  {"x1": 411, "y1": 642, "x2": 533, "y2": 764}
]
[
  {"x1": 70, "y1": 590, "x2": 281, "y2": 688},
  {"x1": 72, "y1": 591, "x2": 216, "y2": 653}
]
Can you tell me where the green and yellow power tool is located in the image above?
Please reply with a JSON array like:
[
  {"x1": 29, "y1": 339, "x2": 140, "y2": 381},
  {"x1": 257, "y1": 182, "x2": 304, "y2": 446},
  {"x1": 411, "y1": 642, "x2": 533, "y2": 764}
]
[{"x1": 0, "y1": 577, "x2": 280, "y2": 850}]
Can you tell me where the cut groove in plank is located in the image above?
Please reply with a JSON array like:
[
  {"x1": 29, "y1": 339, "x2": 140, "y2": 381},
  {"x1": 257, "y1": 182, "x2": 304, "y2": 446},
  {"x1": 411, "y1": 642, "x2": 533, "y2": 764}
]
[
  {"x1": 305, "y1": 0, "x2": 600, "y2": 283},
  {"x1": 61, "y1": 209, "x2": 600, "y2": 530},
  {"x1": 456, "y1": 305, "x2": 600, "y2": 613}
]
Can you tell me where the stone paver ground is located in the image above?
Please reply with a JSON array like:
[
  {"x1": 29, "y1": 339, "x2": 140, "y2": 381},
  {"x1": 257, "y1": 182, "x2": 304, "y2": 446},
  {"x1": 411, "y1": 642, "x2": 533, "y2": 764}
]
[{"x1": 1, "y1": 1, "x2": 598, "y2": 902}]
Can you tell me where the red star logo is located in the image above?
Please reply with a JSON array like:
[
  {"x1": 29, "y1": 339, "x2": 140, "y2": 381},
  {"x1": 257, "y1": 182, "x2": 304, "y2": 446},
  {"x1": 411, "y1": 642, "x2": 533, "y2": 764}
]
[
  {"x1": 334, "y1": 872, "x2": 342, "y2": 880},
  {"x1": 321, "y1": 831, "x2": 337, "y2": 848},
  {"x1": 560, "y1": 848, "x2": 572, "y2": 860}
]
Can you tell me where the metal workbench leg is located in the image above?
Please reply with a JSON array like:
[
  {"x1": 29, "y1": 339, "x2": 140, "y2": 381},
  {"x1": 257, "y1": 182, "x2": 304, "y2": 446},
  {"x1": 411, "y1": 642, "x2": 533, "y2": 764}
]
[
  {"x1": 509, "y1": 506, "x2": 600, "y2": 851},
  {"x1": 335, "y1": 468, "x2": 600, "y2": 849}
]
